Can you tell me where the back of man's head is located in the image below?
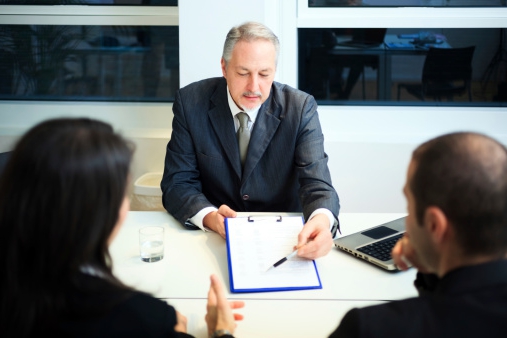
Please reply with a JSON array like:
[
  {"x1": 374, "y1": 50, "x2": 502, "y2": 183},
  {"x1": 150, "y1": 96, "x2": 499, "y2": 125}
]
[{"x1": 410, "y1": 132, "x2": 507, "y2": 257}]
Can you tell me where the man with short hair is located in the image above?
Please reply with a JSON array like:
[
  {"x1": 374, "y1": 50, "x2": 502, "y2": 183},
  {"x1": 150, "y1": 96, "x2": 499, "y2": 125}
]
[
  {"x1": 161, "y1": 21, "x2": 340, "y2": 259},
  {"x1": 330, "y1": 131, "x2": 507, "y2": 337}
]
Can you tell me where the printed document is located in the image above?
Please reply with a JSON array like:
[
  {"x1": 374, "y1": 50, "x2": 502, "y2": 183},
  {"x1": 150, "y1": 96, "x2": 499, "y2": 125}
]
[{"x1": 225, "y1": 216, "x2": 322, "y2": 293}]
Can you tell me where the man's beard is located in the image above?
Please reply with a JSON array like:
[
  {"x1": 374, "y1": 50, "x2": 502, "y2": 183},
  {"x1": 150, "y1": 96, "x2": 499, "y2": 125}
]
[{"x1": 240, "y1": 91, "x2": 262, "y2": 112}]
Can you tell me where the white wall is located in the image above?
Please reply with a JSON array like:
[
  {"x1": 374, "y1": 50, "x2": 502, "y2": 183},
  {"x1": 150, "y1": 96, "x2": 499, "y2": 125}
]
[
  {"x1": 0, "y1": 101, "x2": 173, "y2": 188},
  {"x1": 319, "y1": 106, "x2": 507, "y2": 213},
  {"x1": 179, "y1": 0, "x2": 266, "y2": 86},
  {"x1": 1, "y1": 1, "x2": 507, "y2": 214}
]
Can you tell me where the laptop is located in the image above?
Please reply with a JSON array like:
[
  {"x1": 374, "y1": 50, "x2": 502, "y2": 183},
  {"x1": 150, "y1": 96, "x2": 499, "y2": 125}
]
[
  {"x1": 336, "y1": 28, "x2": 387, "y2": 48},
  {"x1": 334, "y1": 216, "x2": 406, "y2": 271}
]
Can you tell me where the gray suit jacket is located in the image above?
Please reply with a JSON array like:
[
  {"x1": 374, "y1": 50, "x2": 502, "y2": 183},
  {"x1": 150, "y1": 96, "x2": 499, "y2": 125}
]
[{"x1": 161, "y1": 77, "x2": 339, "y2": 227}]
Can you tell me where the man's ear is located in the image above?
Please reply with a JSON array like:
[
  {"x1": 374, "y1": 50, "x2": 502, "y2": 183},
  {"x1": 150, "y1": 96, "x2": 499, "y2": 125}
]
[
  {"x1": 221, "y1": 58, "x2": 227, "y2": 78},
  {"x1": 423, "y1": 206, "x2": 450, "y2": 246}
]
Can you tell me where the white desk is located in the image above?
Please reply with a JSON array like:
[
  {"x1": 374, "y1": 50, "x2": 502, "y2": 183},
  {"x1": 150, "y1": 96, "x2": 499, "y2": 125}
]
[{"x1": 110, "y1": 212, "x2": 416, "y2": 338}]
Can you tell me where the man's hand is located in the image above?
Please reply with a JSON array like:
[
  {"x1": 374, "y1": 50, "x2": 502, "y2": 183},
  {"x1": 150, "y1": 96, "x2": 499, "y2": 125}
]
[
  {"x1": 174, "y1": 311, "x2": 188, "y2": 333},
  {"x1": 203, "y1": 205, "x2": 237, "y2": 238},
  {"x1": 391, "y1": 233, "x2": 429, "y2": 272},
  {"x1": 296, "y1": 213, "x2": 334, "y2": 260},
  {"x1": 205, "y1": 274, "x2": 245, "y2": 337}
]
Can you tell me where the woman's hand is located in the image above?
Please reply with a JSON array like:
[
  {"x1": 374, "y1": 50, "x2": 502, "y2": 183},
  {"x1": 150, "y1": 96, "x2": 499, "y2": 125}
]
[
  {"x1": 205, "y1": 274, "x2": 245, "y2": 337},
  {"x1": 173, "y1": 311, "x2": 187, "y2": 333}
]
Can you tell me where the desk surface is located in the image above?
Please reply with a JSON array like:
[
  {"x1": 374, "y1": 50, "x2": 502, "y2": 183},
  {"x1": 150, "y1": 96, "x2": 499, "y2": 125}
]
[{"x1": 110, "y1": 211, "x2": 416, "y2": 337}]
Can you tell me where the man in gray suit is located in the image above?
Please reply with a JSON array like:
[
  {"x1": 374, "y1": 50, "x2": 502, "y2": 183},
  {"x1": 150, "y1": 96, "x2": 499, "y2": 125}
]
[{"x1": 161, "y1": 21, "x2": 340, "y2": 259}]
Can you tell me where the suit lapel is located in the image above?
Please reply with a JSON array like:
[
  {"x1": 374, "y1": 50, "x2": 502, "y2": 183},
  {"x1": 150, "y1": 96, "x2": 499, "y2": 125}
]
[
  {"x1": 243, "y1": 91, "x2": 281, "y2": 181},
  {"x1": 208, "y1": 80, "x2": 242, "y2": 178}
]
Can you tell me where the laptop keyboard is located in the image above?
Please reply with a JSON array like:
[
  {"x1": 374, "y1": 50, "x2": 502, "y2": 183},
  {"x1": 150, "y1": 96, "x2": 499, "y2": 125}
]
[{"x1": 357, "y1": 233, "x2": 404, "y2": 261}]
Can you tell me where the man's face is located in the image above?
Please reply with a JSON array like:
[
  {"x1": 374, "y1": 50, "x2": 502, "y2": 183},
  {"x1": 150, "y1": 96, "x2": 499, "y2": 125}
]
[
  {"x1": 403, "y1": 159, "x2": 438, "y2": 272},
  {"x1": 221, "y1": 39, "x2": 276, "y2": 112}
]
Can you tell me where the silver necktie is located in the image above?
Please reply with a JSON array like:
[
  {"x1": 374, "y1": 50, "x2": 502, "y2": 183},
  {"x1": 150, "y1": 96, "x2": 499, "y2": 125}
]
[{"x1": 236, "y1": 112, "x2": 250, "y2": 166}]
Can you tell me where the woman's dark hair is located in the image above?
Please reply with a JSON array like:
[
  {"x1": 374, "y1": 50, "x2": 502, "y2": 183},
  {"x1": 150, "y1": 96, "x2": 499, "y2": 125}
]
[{"x1": 0, "y1": 118, "x2": 134, "y2": 336}]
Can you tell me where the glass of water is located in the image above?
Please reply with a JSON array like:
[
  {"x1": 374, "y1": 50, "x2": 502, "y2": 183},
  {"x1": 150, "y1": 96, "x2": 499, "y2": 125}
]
[{"x1": 139, "y1": 226, "x2": 164, "y2": 262}]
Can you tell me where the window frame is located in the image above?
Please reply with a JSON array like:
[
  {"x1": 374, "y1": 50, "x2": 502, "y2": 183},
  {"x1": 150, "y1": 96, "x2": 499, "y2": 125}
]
[
  {"x1": 260, "y1": 0, "x2": 507, "y2": 145},
  {"x1": 298, "y1": 0, "x2": 507, "y2": 28},
  {"x1": 286, "y1": 0, "x2": 507, "y2": 99},
  {"x1": 0, "y1": 5, "x2": 178, "y2": 138},
  {"x1": 0, "y1": 5, "x2": 178, "y2": 25}
]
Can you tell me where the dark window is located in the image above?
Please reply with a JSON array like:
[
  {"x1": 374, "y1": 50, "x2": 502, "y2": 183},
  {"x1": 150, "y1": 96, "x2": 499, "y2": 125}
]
[
  {"x1": 308, "y1": 0, "x2": 505, "y2": 7},
  {"x1": 298, "y1": 28, "x2": 507, "y2": 106},
  {"x1": 0, "y1": 25, "x2": 179, "y2": 102}
]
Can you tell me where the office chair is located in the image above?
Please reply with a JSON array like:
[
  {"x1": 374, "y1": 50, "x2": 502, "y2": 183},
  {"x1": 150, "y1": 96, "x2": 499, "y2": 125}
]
[{"x1": 397, "y1": 46, "x2": 475, "y2": 102}]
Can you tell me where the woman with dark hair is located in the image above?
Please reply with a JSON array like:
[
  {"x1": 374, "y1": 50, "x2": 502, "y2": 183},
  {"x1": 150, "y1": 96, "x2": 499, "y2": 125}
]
[{"x1": 0, "y1": 118, "x2": 243, "y2": 338}]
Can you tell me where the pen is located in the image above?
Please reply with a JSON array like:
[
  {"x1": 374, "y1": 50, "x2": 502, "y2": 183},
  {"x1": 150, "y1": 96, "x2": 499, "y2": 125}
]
[
  {"x1": 267, "y1": 249, "x2": 298, "y2": 271},
  {"x1": 266, "y1": 242, "x2": 309, "y2": 272}
]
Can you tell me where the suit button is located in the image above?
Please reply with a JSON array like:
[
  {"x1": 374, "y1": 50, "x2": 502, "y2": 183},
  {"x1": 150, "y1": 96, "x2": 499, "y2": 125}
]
[{"x1": 242, "y1": 194, "x2": 249, "y2": 200}]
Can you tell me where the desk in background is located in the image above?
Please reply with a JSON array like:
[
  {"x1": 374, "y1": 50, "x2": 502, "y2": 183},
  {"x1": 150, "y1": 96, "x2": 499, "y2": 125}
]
[
  {"x1": 110, "y1": 212, "x2": 416, "y2": 338},
  {"x1": 327, "y1": 34, "x2": 451, "y2": 100}
]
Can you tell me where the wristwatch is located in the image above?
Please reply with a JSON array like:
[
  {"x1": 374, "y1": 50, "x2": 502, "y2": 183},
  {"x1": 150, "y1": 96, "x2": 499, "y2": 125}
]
[{"x1": 210, "y1": 329, "x2": 232, "y2": 338}]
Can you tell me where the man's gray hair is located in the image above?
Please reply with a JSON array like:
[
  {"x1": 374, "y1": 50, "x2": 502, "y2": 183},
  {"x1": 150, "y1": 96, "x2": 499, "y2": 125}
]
[{"x1": 222, "y1": 21, "x2": 280, "y2": 66}]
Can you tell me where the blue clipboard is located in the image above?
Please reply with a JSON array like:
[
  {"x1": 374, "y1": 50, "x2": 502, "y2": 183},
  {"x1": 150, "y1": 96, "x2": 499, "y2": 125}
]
[{"x1": 225, "y1": 215, "x2": 322, "y2": 293}]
